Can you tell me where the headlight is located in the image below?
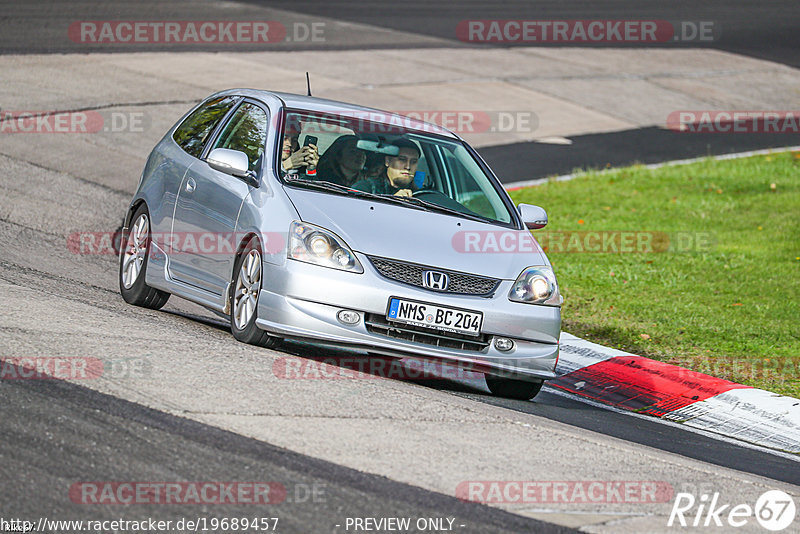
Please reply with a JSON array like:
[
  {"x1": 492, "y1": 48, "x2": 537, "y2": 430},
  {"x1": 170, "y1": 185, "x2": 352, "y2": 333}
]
[
  {"x1": 288, "y1": 221, "x2": 363, "y2": 273},
  {"x1": 509, "y1": 266, "x2": 562, "y2": 306}
]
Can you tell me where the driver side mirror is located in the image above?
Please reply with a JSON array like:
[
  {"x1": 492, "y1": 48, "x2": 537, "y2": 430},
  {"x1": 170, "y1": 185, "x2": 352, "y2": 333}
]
[
  {"x1": 207, "y1": 148, "x2": 258, "y2": 186},
  {"x1": 518, "y1": 204, "x2": 548, "y2": 229}
]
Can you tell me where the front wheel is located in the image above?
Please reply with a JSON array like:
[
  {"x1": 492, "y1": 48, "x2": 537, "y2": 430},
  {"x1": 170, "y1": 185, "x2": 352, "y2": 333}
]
[
  {"x1": 119, "y1": 205, "x2": 170, "y2": 309},
  {"x1": 230, "y1": 238, "x2": 280, "y2": 349},
  {"x1": 485, "y1": 375, "x2": 544, "y2": 400}
]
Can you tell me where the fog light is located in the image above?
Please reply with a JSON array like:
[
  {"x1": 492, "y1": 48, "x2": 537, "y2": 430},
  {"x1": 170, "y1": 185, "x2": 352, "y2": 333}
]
[
  {"x1": 494, "y1": 337, "x2": 515, "y2": 352},
  {"x1": 337, "y1": 310, "x2": 360, "y2": 325}
]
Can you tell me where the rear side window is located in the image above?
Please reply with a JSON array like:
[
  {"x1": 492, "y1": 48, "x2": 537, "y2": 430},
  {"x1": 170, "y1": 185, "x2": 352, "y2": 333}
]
[{"x1": 172, "y1": 96, "x2": 239, "y2": 158}]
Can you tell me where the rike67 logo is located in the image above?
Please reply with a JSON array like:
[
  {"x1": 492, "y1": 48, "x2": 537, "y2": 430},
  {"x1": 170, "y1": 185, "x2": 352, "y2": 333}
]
[{"x1": 668, "y1": 490, "x2": 796, "y2": 531}]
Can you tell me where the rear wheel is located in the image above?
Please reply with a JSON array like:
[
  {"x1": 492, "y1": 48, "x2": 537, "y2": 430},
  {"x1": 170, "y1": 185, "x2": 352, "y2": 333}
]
[
  {"x1": 119, "y1": 205, "x2": 170, "y2": 309},
  {"x1": 485, "y1": 375, "x2": 544, "y2": 400},
  {"x1": 230, "y1": 238, "x2": 280, "y2": 349}
]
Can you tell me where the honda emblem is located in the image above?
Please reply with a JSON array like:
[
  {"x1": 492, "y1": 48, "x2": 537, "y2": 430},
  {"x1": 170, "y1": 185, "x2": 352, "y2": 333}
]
[{"x1": 423, "y1": 270, "x2": 449, "y2": 291}]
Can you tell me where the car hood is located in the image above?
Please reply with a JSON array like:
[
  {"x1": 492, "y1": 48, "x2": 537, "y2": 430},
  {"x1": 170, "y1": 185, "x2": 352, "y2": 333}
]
[{"x1": 284, "y1": 188, "x2": 549, "y2": 280}]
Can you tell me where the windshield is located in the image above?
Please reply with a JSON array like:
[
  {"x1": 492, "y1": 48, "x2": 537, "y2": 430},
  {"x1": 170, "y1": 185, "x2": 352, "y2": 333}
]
[{"x1": 278, "y1": 109, "x2": 515, "y2": 225}]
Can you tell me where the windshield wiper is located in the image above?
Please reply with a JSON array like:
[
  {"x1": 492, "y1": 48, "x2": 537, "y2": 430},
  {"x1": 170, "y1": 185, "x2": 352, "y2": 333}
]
[
  {"x1": 286, "y1": 179, "x2": 431, "y2": 211},
  {"x1": 285, "y1": 179, "x2": 355, "y2": 195},
  {"x1": 355, "y1": 190, "x2": 430, "y2": 210},
  {"x1": 287, "y1": 179, "x2": 491, "y2": 222},
  {"x1": 396, "y1": 196, "x2": 490, "y2": 223}
]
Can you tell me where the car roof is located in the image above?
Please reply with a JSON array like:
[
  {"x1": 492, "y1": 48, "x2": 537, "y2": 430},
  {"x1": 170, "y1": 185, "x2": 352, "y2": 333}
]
[{"x1": 212, "y1": 88, "x2": 459, "y2": 139}]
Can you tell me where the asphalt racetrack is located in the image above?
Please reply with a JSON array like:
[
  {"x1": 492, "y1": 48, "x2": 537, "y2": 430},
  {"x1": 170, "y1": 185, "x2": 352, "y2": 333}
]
[{"x1": 1, "y1": 1, "x2": 799, "y2": 532}]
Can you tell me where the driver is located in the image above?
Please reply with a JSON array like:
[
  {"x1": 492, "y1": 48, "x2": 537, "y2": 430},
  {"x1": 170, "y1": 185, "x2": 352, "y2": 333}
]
[{"x1": 352, "y1": 139, "x2": 419, "y2": 197}]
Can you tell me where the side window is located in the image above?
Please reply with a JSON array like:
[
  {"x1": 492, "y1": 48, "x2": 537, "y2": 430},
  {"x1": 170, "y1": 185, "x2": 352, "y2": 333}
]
[
  {"x1": 444, "y1": 150, "x2": 477, "y2": 196},
  {"x1": 172, "y1": 96, "x2": 239, "y2": 158},
  {"x1": 443, "y1": 150, "x2": 497, "y2": 219},
  {"x1": 211, "y1": 103, "x2": 268, "y2": 173},
  {"x1": 416, "y1": 142, "x2": 444, "y2": 192}
]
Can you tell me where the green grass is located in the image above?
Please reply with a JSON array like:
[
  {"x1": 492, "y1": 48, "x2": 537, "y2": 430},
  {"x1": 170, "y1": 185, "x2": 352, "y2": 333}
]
[{"x1": 509, "y1": 151, "x2": 800, "y2": 397}]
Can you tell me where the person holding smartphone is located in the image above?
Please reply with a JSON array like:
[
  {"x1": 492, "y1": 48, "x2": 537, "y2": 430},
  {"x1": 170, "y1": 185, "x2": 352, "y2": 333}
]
[{"x1": 281, "y1": 127, "x2": 319, "y2": 176}]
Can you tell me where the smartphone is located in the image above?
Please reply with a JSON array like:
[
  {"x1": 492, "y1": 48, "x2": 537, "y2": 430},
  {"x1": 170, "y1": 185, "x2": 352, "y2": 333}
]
[
  {"x1": 413, "y1": 170, "x2": 426, "y2": 189},
  {"x1": 303, "y1": 135, "x2": 318, "y2": 147}
]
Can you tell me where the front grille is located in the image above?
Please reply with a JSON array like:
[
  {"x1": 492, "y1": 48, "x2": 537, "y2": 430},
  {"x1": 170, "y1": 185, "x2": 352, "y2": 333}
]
[
  {"x1": 368, "y1": 256, "x2": 500, "y2": 296},
  {"x1": 365, "y1": 314, "x2": 490, "y2": 352}
]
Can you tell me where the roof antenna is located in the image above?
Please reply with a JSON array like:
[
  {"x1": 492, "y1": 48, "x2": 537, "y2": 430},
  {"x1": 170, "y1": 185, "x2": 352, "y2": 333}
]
[{"x1": 306, "y1": 72, "x2": 312, "y2": 97}]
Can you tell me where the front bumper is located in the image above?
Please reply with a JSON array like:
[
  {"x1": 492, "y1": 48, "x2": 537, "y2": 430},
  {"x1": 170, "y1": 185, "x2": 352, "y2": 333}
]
[{"x1": 255, "y1": 253, "x2": 560, "y2": 381}]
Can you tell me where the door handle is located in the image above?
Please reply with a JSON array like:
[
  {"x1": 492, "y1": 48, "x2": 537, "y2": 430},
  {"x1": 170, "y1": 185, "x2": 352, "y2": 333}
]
[{"x1": 185, "y1": 177, "x2": 196, "y2": 193}]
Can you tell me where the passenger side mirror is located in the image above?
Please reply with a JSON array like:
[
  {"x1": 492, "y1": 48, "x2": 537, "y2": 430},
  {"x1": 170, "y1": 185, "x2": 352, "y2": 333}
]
[
  {"x1": 207, "y1": 148, "x2": 256, "y2": 185},
  {"x1": 518, "y1": 204, "x2": 548, "y2": 229}
]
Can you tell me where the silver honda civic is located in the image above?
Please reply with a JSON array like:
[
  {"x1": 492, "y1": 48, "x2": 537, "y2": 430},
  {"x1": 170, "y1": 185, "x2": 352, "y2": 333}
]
[{"x1": 119, "y1": 89, "x2": 561, "y2": 399}]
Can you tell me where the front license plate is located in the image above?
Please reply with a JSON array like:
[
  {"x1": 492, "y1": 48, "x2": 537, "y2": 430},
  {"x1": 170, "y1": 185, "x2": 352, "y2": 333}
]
[{"x1": 387, "y1": 298, "x2": 483, "y2": 337}]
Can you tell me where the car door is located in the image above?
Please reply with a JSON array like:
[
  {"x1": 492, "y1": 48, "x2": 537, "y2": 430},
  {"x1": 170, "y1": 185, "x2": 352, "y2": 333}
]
[
  {"x1": 170, "y1": 100, "x2": 269, "y2": 296},
  {"x1": 153, "y1": 95, "x2": 241, "y2": 240}
]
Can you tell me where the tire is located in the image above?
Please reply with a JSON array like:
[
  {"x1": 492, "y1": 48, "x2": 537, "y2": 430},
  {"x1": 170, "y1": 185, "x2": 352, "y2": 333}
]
[
  {"x1": 485, "y1": 375, "x2": 544, "y2": 400},
  {"x1": 230, "y1": 237, "x2": 280, "y2": 349},
  {"x1": 119, "y1": 205, "x2": 170, "y2": 310}
]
